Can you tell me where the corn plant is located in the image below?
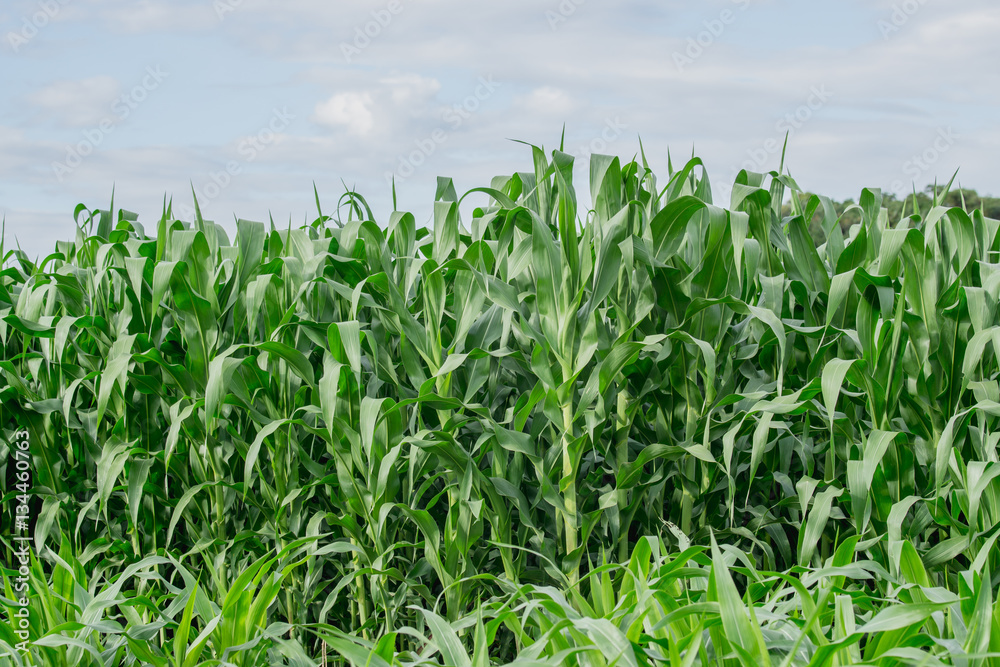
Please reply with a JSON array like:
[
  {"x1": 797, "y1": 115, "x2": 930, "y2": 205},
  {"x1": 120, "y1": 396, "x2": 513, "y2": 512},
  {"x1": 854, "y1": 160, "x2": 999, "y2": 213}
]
[{"x1": 1, "y1": 138, "x2": 1000, "y2": 665}]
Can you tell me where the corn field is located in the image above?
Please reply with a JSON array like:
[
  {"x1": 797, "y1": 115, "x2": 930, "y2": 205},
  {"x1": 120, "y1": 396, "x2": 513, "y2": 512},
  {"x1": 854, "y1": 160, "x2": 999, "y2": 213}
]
[{"x1": 2, "y1": 142, "x2": 1000, "y2": 666}]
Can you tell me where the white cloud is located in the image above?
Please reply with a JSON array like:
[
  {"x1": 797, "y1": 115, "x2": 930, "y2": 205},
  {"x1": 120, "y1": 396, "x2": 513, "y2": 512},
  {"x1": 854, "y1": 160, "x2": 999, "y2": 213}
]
[
  {"x1": 516, "y1": 86, "x2": 577, "y2": 117},
  {"x1": 381, "y1": 73, "x2": 441, "y2": 105},
  {"x1": 26, "y1": 76, "x2": 121, "y2": 127},
  {"x1": 314, "y1": 91, "x2": 375, "y2": 136},
  {"x1": 0, "y1": 126, "x2": 50, "y2": 178},
  {"x1": 99, "y1": 0, "x2": 217, "y2": 33},
  {"x1": 908, "y1": 8, "x2": 1000, "y2": 56},
  {"x1": 312, "y1": 74, "x2": 444, "y2": 137}
]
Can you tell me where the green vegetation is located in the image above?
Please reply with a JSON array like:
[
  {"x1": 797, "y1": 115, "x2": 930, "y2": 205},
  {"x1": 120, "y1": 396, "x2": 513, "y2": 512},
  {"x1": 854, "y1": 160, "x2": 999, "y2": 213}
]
[
  {"x1": 788, "y1": 186, "x2": 1000, "y2": 246},
  {"x1": 2, "y1": 141, "x2": 1000, "y2": 666}
]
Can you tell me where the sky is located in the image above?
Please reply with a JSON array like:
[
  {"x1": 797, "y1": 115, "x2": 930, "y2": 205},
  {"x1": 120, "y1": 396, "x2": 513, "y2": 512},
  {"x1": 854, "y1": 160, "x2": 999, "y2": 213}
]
[{"x1": 1, "y1": 0, "x2": 998, "y2": 260}]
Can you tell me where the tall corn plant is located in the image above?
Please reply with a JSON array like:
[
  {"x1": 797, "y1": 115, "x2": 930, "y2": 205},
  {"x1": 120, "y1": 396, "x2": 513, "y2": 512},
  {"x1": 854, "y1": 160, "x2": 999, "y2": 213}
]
[{"x1": 2, "y1": 139, "x2": 1000, "y2": 664}]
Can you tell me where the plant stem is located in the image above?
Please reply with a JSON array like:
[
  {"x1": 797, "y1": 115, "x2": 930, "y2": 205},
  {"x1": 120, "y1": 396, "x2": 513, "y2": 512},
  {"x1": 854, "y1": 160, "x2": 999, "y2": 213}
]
[
  {"x1": 562, "y1": 399, "x2": 578, "y2": 586},
  {"x1": 616, "y1": 390, "x2": 629, "y2": 563}
]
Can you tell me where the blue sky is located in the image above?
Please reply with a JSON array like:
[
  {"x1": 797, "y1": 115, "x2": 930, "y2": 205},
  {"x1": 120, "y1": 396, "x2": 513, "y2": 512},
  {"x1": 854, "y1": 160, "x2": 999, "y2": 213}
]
[{"x1": 1, "y1": 0, "x2": 997, "y2": 259}]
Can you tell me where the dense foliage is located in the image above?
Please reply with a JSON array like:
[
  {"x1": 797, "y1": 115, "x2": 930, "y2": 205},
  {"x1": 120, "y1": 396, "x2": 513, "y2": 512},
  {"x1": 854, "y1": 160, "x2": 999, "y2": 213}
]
[
  {"x1": 790, "y1": 186, "x2": 1000, "y2": 246},
  {"x1": 2, "y1": 144, "x2": 1000, "y2": 666}
]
